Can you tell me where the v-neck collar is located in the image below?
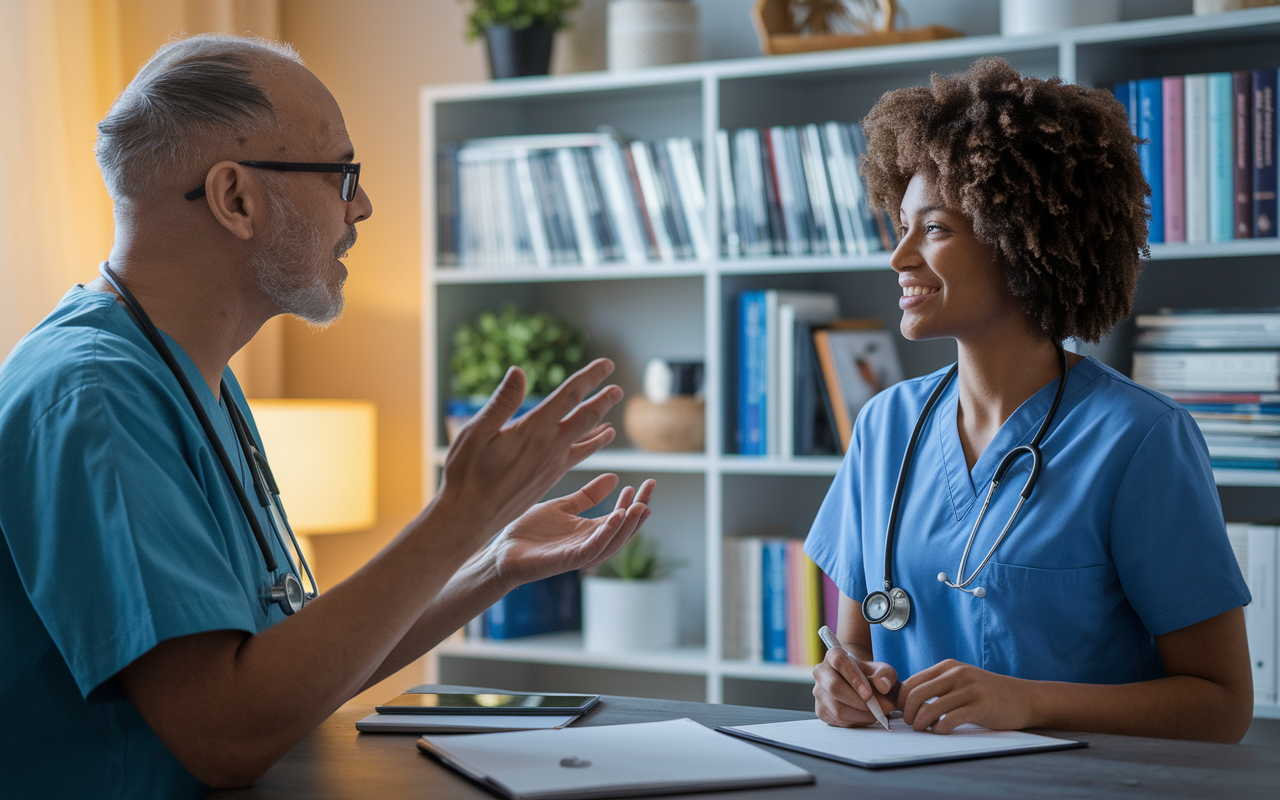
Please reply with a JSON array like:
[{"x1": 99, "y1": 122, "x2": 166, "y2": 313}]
[{"x1": 935, "y1": 358, "x2": 1088, "y2": 521}]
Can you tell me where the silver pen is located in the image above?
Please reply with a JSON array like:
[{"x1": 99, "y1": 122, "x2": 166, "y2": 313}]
[{"x1": 818, "y1": 625, "x2": 891, "y2": 731}]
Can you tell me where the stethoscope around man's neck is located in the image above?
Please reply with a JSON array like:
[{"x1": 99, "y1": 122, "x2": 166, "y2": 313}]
[
  {"x1": 97, "y1": 262, "x2": 318, "y2": 616},
  {"x1": 862, "y1": 346, "x2": 1069, "y2": 631}
]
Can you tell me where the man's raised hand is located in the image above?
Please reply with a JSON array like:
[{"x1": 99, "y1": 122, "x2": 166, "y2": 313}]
[{"x1": 440, "y1": 359, "x2": 623, "y2": 544}]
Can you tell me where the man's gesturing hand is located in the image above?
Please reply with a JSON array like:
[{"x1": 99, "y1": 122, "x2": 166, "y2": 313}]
[
  {"x1": 488, "y1": 475, "x2": 656, "y2": 587},
  {"x1": 440, "y1": 359, "x2": 623, "y2": 544}
]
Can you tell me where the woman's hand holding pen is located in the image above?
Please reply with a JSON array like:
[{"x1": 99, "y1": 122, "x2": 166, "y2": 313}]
[{"x1": 812, "y1": 646, "x2": 899, "y2": 728}]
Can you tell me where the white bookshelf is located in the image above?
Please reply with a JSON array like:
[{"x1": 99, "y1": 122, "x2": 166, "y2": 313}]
[{"x1": 421, "y1": 7, "x2": 1280, "y2": 713}]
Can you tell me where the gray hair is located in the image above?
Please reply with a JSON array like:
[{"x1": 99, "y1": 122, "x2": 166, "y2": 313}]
[{"x1": 95, "y1": 34, "x2": 304, "y2": 201}]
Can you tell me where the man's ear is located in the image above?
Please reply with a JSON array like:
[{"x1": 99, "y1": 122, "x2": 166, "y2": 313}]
[{"x1": 202, "y1": 161, "x2": 261, "y2": 241}]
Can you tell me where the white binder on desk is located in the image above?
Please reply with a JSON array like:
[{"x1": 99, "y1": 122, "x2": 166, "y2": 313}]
[{"x1": 416, "y1": 717, "x2": 813, "y2": 800}]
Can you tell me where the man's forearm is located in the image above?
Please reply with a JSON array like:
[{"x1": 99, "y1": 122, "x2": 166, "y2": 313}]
[{"x1": 358, "y1": 544, "x2": 515, "y2": 693}]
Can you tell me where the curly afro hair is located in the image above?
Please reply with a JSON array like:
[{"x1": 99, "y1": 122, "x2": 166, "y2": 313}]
[{"x1": 860, "y1": 57, "x2": 1148, "y2": 344}]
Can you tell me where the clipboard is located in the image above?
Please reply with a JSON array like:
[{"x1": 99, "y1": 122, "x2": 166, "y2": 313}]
[{"x1": 717, "y1": 718, "x2": 1084, "y2": 769}]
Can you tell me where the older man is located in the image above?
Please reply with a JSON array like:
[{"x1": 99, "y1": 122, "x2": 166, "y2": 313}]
[{"x1": 0, "y1": 34, "x2": 653, "y2": 797}]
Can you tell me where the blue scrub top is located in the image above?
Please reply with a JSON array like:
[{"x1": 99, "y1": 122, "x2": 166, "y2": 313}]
[
  {"x1": 0, "y1": 287, "x2": 291, "y2": 798},
  {"x1": 805, "y1": 357, "x2": 1250, "y2": 685}
]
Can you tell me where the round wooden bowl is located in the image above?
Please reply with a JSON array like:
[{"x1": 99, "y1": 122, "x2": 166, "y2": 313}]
[{"x1": 623, "y1": 396, "x2": 704, "y2": 453}]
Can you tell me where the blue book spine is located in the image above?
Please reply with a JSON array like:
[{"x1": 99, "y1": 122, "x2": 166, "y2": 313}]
[
  {"x1": 1208, "y1": 72, "x2": 1236, "y2": 242},
  {"x1": 761, "y1": 540, "x2": 788, "y2": 663},
  {"x1": 486, "y1": 572, "x2": 581, "y2": 639},
  {"x1": 1253, "y1": 70, "x2": 1278, "y2": 237},
  {"x1": 1114, "y1": 81, "x2": 1135, "y2": 134},
  {"x1": 738, "y1": 291, "x2": 767, "y2": 456},
  {"x1": 1137, "y1": 78, "x2": 1165, "y2": 244}
]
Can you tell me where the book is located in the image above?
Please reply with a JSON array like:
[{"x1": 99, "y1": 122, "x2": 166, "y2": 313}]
[
  {"x1": 629, "y1": 140, "x2": 676, "y2": 262},
  {"x1": 418, "y1": 718, "x2": 814, "y2": 799},
  {"x1": 814, "y1": 325, "x2": 905, "y2": 452},
  {"x1": 1163, "y1": 75, "x2": 1186, "y2": 243},
  {"x1": 737, "y1": 290, "x2": 768, "y2": 455},
  {"x1": 486, "y1": 572, "x2": 581, "y2": 639},
  {"x1": 1235, "y1": 70, "x2": 1255, "y2": 238},
  {"x1": 1254, "y1": 69, "x2": 1278, "y2": 237},
  {"x1": 773, "y1": 291, "x2": 840, "y2": 457},
  {"x1": 592, "y1": 138, "x2": 650, "y2": 264},
  {"x1": 792, "y1": 320, "x2": 842, "y2": 457},
  {"x1": 1227, "y1": 524, "x2": 1277, "y2": 704},
  {"x1": 1185, "y1": 74, "x2": 1209, "y2": 244},
  {"x1": 718, "y1": 718, "x2": 1083, "y2": 769},
  {"x1": 1208, "y1": 72, "x2": 1236, "y2": 242},
  {"x1": 1137, "y1": 77, "x2": 1165, "y2": 244},
  {"x1": 1132, "y1": 351, "x2": 1280, "y2": 392},
  {"x1": 801, "y1": 123, "x2": 842, "y2": 256},
  {"x1": 762, "y1": 539, "x2": 788, "y2": 663},
  {"x1": 715, "y1": 129, "x2": 741, "y2": 258}
]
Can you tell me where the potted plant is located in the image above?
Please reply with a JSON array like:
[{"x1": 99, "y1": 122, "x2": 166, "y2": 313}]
[
  {"x1": 582, "y1": 531, "x2": 680, "y2": 653},
  {"x1": 464, "y1": 0, "x2": 580, "y2": 79},
  {"x1": 447, "y1": 305, "x2": 587, "y2": 442}
]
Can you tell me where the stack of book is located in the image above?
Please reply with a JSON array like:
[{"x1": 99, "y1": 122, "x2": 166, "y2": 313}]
[
  {"x1": 1227, "y1": 523, "x2": 1277, "y2": 707},
  {"x1": 735, "y1": 290, "x2": 902, "y2": 457},
  {"x1": 1132, "y1": 309, "x2": 1280, "y2": 470},
  {"x1": 1114, "y1": 69, "x2": 1277, "y2": 244},
  {"x1": 722, "y1": 537, "x2": 837, "y2": 666},
  {"x1": 716, "y1": 122, "x2": 896, "y2": 258},
  {"x1": 437, "y1": 131, "x2": 710, "y2": 269}
]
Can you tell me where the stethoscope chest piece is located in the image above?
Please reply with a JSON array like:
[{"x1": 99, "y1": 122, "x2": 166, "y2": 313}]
[
  {"x1": 268, "y1": 572, "x2": 306, "y2": 616},
  {"x1": 862, "y1": 587, "x2": 910, "y2": 630}
]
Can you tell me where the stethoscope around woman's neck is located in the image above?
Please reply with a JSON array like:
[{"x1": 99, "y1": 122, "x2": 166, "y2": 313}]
[
  {"x1": 862, "y1": 346, "x2": 1069, "y2": 631},
  {"x1": 97, "y1": 262, "x2": 317, "y2": 616}
]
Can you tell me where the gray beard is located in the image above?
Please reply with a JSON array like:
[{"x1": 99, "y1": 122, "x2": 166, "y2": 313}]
[{"x1": 252, "y1": 191, "x2": 356, "y2": 327}]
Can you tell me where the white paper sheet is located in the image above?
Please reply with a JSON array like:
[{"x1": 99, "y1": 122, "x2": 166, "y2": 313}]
[{"x1": 720, "y1": 717, "x2": 1081, "y2": 768}]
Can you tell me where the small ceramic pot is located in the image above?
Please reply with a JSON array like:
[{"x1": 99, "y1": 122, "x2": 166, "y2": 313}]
[
  {"x1": 623, "y1": 396, "x2": 704, "y2": 452},
  {"x1": 582, "y1": 576, "x2": 678, "y2": 652}
]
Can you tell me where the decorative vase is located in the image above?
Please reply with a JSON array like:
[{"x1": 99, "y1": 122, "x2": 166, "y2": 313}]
[
  {"x1": 1000, "y1": 0, "x2": 1119, "y2": 36},
  {"x1": 607, "y1": 0, "x2": 699, "y2": 71},
  {"x1": 623, "y1": 395, "x2": 704, "y2": 452},
  {"x1": 1194, "y1": 0, "x2": 1280, "y2": 12},
  {"x1": 582, "y1": 576, "x2": 678, "y2": 652},
  {"x1": 484, "y1": 24, "x2": 556, "y2": 79}
]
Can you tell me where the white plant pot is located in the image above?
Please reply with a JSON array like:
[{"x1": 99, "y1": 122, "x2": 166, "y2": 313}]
[
  {"x1": 1001, "y1": 0, "x2": 1120, "y2": 36},
  {"x1": 582, "y1": 577, "x2": 678, "y2": 653},
  {"x1": 607, "y1": 0, "x2": 699, "y2": 71}
]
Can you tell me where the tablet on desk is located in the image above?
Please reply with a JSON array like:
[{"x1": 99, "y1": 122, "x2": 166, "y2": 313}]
[{"x1": 376, "y1": 691, "x2": 600, "y2": 715}]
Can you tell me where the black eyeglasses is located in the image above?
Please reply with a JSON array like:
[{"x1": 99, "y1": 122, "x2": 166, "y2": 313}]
[{"x1": 185, "y1": 161, "x2": 361, "y2": 202}]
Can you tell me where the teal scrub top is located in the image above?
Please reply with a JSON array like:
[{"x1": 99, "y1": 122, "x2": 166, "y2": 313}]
[
  {"x1": 805, "y1": 357, "x2": 1251, "y2": 685},
  {"x1": 0, "y1": 287, "x2": 291, "y2": 798}
]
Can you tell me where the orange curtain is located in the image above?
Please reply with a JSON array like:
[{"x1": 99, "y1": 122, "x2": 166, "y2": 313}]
[{"x1": 0, "y1": 0, "x2": 282, "y2": 394}]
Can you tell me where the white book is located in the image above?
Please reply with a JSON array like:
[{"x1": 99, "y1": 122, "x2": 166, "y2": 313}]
[
  {"x1": 767, "y1": 291, "x2": 840, "y2": 457},
  {"x1": 802, "y1": 124, "x2": 842, "y2": 257},
  {"x1": 778, "y1": 297, "x2": 840, "y2": 458},
  {"x1": 743, "y1": 537, "x2": 764, "y2": 661},
  {"x1": 513, "y1": 154, "x2": 552, "y2": 268},
  {"x1": 556, "y1": 148, "x2": 599, "y2": 267},
  {"x1": 722, "y1": 539, "x2": 744, "y2": 660},
  {"x1": 1132, "y1": 351, "x2": 1280, "y2": 392},
  {"x1": 768, "y1": 126, "x2": 806, "y2": 256},
  {"x1": 667, "y1": 137, "x2": 713, "y2": 261},
  {"x1": 630, "y1": 141, "x2": 676, "y2": 262},
  {"x1": 822, "y1": 121, "x2": 862, "y2": 255},
  {"x1": 591, "y1": 140, "x2": 648, "y2": 265},
  {"x1": 417, "y1": 718, "x2": 813, "y2": 799},
  {"x1": 715, "y1": 129, "x2": 741, "y2": 258},
  {"x1": 1184, "y1": 74, "x2": 1210, "y2": 244},
  {"x1": 734, "y1": 129, "x2": 771, "y2": 257},
  {"x1": 1245, "y1": 525, "x2": 1278, "y2": 704}
]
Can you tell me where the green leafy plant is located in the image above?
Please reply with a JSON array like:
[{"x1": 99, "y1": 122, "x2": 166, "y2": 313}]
[
  {"x1": 451, "y1": 305, "x2": 587, "y2": 398},
  {"x1": 463, "y1": 0, "x2": 580, "y2": 40},
  {"x1": 593, "y1": 532, "x2": 675, "y2": 581}
]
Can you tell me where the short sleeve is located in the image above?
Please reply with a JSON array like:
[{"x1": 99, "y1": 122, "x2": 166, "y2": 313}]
[
  {"x1": 804, "y1": 423, "x2": 868, "y2": 602},
  {"x1": 0, "y1": 362, "x2": 259, "y2": 702},
  {"x1": 1109, "y1": 408, "x2": 1251, "y2": 636}
]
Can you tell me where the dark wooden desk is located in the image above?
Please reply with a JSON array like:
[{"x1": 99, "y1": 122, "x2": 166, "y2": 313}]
[{"x1": 213, "y1": 689, "x2": 1280, "y2": 799}]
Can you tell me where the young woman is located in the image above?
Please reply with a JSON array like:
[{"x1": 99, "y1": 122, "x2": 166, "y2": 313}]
[{"x1": 805, "y1": 58, "x2": 1253, "y2": 743}]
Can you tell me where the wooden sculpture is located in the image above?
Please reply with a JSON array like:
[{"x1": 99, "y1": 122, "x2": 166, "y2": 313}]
[{"x1": 752, "y1": 0, "x2": 962, "y2": 55}]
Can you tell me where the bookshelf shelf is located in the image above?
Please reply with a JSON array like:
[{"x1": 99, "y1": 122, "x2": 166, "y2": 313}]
[{"x1": 422, "y1": 8, "x2": 1280, "y2": 712}]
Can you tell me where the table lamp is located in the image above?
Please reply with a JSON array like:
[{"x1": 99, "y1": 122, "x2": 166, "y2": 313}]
[{"x1": 246, "y1": 399, "x2": 377, "y2": 570}]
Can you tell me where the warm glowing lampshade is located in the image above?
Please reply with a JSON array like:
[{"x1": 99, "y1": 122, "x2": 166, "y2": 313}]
[{"x1": 247, "y1": 399, "x2": 377, "y2": 535}]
